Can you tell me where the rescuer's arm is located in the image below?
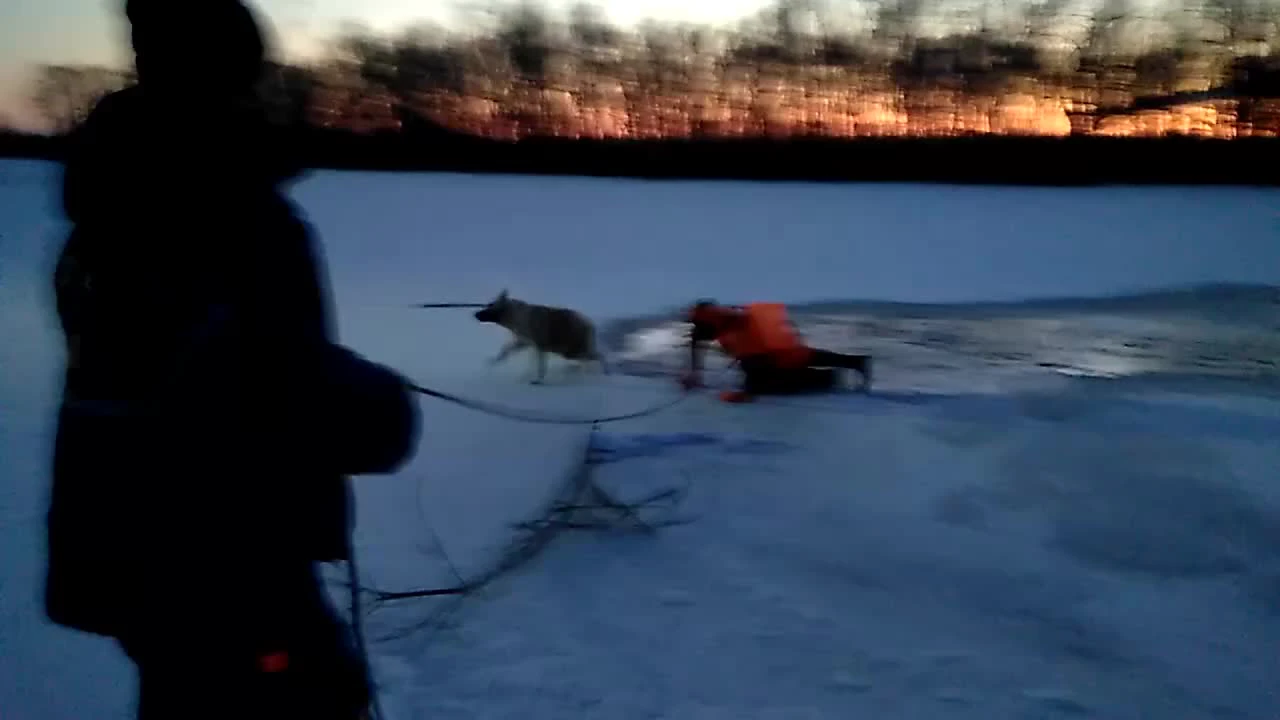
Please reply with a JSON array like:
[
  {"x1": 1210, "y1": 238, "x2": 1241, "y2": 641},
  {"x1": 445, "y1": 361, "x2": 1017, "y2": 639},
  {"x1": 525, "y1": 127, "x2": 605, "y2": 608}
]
[{"x1": 682, "y1": 320, "x2": 715, "y2": 389}]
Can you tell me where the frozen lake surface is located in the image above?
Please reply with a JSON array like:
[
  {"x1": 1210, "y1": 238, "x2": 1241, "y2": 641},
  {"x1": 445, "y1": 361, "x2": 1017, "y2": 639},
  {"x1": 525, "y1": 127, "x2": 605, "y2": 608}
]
[{"x1": 2, "y1": 159, "x2": 1278, "y2": 719}]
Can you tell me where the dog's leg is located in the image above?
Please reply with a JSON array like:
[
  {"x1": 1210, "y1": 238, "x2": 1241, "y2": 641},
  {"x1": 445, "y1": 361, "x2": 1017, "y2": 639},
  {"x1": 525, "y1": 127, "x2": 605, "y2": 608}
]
[
  {"x1": 490, "y1": 338, "x2": 525, "y2": 366},
  {"x1": 531, "y1": 350, "x2": 548, "y2": 384}
]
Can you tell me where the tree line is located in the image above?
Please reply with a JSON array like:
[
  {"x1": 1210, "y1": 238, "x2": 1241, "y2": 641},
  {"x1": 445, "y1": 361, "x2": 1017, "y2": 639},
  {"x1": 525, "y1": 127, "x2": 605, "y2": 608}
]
[{"x1": 20, "y1": 0, "x2": 1280, "y2": 141}]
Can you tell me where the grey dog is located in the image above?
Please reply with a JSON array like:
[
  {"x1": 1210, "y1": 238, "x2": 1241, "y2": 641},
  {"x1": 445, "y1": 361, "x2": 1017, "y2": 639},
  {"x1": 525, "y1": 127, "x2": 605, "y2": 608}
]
[{"x1": 475, "y1": 290, "x2": 608, "y2": 384}]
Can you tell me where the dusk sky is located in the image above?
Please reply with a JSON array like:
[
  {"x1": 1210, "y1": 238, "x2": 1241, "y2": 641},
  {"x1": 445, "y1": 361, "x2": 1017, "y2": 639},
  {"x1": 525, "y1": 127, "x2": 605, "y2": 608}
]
[{"x1": 0, "y1": 0, "x2": 777, "y2": 130}]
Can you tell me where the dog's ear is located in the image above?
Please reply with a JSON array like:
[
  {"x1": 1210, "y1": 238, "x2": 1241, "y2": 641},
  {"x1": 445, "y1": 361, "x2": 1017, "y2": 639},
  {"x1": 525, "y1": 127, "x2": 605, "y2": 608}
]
[{"x1": 499, "y1": 288, "x2": 509, "y2": 302}]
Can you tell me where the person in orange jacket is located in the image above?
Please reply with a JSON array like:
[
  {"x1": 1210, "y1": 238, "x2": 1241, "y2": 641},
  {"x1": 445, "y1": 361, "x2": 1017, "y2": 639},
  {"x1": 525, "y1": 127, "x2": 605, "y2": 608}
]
[{"x1": 680, "y1": 300, "x2": 873, "y2": 403}]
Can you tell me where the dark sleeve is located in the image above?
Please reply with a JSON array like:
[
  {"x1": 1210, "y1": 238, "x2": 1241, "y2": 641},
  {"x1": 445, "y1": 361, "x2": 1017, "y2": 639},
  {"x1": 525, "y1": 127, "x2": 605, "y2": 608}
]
[
  {"x1": 688, "y1": 321, "x2": 715, "y2": 373},
  {"x1": 53, "y1": 91, "x2": 129, "y2": 363},
  {"x1": 52, "y1": 227, "x2": 91, "y2": 348},
  {"x1": 61, "y1": 88, "x2": 137, "y2": 228},
  {"x1": 55, "y1": 92, "x2": 109, "y2": 324},
  {"x1": 248, "y1": 195, "x2": 335, "y2": 348},
  {"x1": 221, "y1": 194, "x2": 340, "y2": 472},
  {"x1": 276, "y1": 217, "x2": 335, "y2": 344},
  {"x1": 60, "y1": 107, "x2": 98, "y2": 227}
]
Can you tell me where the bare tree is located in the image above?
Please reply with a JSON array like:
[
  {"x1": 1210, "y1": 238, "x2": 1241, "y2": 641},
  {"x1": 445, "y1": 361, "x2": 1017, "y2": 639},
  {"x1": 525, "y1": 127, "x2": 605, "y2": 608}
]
[
  {"x1": 30, "y1": 64, "x2": 131, "y2": 134},
  {"x1": 47, "y1": 0, "x2": 1265, "y2": 140},
  {"x1": 496, "y1": 2, "x2": 555, "y2": 84}
]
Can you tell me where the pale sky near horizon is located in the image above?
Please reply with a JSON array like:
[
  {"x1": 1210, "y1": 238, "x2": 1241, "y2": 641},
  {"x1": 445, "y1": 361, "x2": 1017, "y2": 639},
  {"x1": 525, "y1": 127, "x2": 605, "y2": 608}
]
[{"x1": 0, "y1": 0, "x2": 780, "y2": 130}]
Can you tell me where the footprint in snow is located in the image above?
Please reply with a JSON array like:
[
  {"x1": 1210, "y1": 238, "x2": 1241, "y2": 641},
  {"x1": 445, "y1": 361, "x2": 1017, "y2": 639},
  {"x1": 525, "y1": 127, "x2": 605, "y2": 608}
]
[
  {"x1": 920, "y1": 650, "x2": 973, "y2": 666},
  {"x1": 934, "y1": 688, "x2": 977, "y2": 705},
  {"x1": 657, "y1": 589, "x2": 694, "y2": 606},
  {"x1": 828, "y1": 671, "x2": 873, "y2": 692},
  {"x1": 1021, "y1": 688, "x2": 1091, "y2": 715}
]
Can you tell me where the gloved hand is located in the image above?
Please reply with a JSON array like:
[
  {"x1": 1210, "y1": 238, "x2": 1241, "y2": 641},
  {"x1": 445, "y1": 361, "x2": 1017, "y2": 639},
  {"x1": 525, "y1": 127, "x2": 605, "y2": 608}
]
[{"x1": 679, "y1": 372, "x2": 702, "y2": 391}]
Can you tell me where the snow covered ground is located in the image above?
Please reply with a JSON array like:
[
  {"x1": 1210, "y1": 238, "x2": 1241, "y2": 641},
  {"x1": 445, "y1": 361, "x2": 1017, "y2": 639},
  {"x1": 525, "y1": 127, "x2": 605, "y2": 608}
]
[
  {"x1": 2, "y1": 159, "x2": 1279, "y2": 719},
  {"x1": 379, "y1": 374, "x2": 1280, "y2": 720}
]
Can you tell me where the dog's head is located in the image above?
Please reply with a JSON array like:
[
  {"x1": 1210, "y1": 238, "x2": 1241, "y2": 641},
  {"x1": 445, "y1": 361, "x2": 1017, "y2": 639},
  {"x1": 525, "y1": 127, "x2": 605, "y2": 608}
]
[{"x1": 474, "y1": 289, "x2": 511, "y2": 324}]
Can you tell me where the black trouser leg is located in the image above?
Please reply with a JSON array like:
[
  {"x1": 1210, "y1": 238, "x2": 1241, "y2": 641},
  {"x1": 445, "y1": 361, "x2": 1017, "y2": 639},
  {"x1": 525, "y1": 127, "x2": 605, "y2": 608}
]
[
  {"x1": 741, "y1": 350, "x2": 872, "y2": 395},
  {"x1": 807, "y1": 349, "x2": 870, "y2": 375},
  {"x1": 120, "y1": 566, "x2": 371, "y2": 720},
  {"x1": 740, "y1": 356, "x2": 838, "y2": 396},
  {"x1": 808, "y1": 348, "x2": 872, "y2": 390}
]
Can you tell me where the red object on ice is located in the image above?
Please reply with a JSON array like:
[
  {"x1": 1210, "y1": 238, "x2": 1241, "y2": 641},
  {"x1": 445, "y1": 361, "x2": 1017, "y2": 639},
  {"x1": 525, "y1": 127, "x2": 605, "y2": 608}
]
[{"x1": 258, "y1": 651, "x2": 290, "y2": 673}]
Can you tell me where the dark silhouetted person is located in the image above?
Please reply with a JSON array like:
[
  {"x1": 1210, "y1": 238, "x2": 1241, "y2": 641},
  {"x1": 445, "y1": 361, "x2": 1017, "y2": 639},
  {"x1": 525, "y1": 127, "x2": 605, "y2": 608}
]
[{"x1": 45, "y1": 1, "x2": 418, "y2": 718}]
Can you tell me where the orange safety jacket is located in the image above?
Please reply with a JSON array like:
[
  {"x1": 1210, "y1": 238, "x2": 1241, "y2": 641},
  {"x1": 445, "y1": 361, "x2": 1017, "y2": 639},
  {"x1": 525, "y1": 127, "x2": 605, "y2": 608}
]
[{"x1": 691, "y1": 302, "x2": 812, "y2": 368}]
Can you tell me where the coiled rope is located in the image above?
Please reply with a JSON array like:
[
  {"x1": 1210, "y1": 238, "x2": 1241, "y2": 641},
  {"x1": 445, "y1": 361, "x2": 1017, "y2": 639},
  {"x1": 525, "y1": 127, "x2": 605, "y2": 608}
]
[
  {"x1": 353, "y1": 302, "x2": 687, "y2": 719},
  {"x1": 353, "y1": 367, "x2": 684, "y2": 719},
  {"x1": 405, "y1": 381, "x2": 687, "y2": 425}
]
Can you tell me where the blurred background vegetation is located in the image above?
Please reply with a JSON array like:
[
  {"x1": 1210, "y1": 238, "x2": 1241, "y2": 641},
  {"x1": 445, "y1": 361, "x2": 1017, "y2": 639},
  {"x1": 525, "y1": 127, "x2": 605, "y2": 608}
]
[{"x1": 21, "y1": 0, "x2": 1280, "y2": 141}]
